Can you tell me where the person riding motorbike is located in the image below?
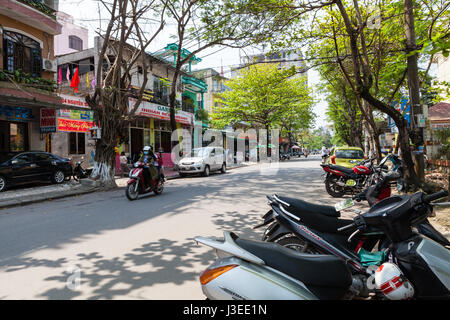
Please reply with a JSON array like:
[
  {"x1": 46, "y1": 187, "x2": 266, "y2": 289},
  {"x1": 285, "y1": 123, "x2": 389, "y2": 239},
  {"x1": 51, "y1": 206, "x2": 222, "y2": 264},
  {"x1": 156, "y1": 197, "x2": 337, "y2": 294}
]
[
  {"x1": 321, "y1": 146, "x2": 329, "y2": 164},
  {"x1": 139, "y1": 146, "x2": 158, "y2": 191}
]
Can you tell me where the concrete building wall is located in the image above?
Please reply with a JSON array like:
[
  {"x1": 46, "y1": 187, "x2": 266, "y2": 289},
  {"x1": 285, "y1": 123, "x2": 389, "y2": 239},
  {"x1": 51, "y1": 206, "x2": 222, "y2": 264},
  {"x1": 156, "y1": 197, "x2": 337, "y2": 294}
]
[
  {"x1": 435, "y1": 53, "x2": 450, "y2": 102},
  {"x1": 54, "y1": 12, "x2": 89, "y2": 56},
  {"x1": 193, "y1": 68, "x2": 228, "y2": 114},
  {"x1": 0, "y1": 13, "x2": 56, "y2": 80},
  {"x1": 29, "y1": 121, "x2": 46, "y2": 151}
]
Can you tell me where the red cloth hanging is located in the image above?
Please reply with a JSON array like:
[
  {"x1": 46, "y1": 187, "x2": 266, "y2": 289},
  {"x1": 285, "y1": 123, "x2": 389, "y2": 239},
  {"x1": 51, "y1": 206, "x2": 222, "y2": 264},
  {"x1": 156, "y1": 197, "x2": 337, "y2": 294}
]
[{"x1": 70, "y1": 67, "x2": 80, "y2": 93}]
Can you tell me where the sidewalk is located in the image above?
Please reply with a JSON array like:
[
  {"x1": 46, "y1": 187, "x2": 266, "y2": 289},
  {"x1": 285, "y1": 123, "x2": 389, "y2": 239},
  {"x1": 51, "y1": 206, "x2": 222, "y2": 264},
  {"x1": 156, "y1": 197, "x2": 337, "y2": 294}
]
[
  {"x1": 0, "y1": 180, "x2": 98, "y2": 210},
  {"x1": 0, "y1": 162, "x2": 252, "y2": 210}
]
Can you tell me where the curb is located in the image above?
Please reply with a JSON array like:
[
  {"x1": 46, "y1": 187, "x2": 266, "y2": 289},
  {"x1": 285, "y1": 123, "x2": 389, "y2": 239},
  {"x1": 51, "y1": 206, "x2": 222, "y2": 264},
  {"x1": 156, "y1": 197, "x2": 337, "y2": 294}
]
[
  {"x1": 0, "y1": 163, "x2": 252, "y2": 209},
  {"x1": 0, "y1": 186, "x2": 99, "y2": 211}
]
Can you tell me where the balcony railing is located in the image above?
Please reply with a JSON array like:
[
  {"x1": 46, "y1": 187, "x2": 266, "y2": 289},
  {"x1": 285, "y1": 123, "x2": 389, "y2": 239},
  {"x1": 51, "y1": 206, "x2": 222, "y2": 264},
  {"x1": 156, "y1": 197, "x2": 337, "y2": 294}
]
[
  {"x1": 18, "y1": 0, "x2": 57, "y2": 19},
  {"x1": 0, "y1": 69, "x2": 57, "y2": 92}
]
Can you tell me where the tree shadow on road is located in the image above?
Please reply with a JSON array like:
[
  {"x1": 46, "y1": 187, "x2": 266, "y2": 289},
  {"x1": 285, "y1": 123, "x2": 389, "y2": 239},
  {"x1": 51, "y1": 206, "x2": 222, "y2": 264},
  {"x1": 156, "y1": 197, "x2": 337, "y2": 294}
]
[{"x1": 32, "y1": 238, "x2": 215, "y2": 299}]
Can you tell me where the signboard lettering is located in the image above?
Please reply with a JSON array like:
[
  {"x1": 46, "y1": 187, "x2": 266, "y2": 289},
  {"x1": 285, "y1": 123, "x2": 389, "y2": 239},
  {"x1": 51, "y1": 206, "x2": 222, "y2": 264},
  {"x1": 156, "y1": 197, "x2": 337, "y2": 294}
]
[{"x1": 0, "y1": 105, "x2": 34, "y2": 122}]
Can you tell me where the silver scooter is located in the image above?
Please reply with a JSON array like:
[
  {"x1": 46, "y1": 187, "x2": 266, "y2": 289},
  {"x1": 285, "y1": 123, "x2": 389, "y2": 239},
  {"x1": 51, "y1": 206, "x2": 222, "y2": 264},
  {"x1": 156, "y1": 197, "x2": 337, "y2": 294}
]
[
  {"x1": 195, "y1": 231, "x2": 354, "y2": 300},
  {"x1": 195, "y1": 190, "x2": 450, "y2": 300}
]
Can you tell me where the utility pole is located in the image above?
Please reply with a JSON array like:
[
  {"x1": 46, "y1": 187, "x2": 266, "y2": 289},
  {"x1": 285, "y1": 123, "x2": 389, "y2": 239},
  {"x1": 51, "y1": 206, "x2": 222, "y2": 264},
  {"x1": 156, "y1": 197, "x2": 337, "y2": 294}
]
[{"x1": 404, "y1": 0, "x2": 425, "y2": 182}]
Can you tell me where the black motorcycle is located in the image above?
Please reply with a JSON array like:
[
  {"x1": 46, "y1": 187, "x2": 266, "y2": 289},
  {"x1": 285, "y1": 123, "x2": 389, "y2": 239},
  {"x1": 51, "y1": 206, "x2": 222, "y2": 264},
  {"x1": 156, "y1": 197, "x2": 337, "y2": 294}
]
[
  {"x1": 73, "y1": 158, "x2": 93, "y2": 181},
  {"x1": 255, "y1": 188, "x2": 450, "y2": 262}
]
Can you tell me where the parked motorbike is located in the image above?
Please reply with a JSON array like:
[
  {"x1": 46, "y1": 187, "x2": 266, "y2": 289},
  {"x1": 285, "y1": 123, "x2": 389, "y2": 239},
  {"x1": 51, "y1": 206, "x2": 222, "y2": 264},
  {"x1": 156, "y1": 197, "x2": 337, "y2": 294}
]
[
  {"x1": 321, "y1": 157, "x2": 375, "y2": 197},
  {"x1": 195, "y1": 190, "x2": 450, "y2": 300},
  {"x1": 73, "y1": 157, "x2": 93, "y2": 181},
  {"x1": 256, "y1": 177, "x2": 450, "y2": 250},
  {"x1": 125, "y1": 160, "x2": 165, "y2": 201},
  {"x1": 280, "y1": 153, "x2": 291, "y2": 161}
]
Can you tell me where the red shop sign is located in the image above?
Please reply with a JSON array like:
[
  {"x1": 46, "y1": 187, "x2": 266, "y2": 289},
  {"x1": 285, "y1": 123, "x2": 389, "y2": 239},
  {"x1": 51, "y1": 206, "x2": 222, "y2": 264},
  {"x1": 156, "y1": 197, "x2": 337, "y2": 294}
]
[{"x1": 58, "y1": 118, "x2": 94, "y2": 132}]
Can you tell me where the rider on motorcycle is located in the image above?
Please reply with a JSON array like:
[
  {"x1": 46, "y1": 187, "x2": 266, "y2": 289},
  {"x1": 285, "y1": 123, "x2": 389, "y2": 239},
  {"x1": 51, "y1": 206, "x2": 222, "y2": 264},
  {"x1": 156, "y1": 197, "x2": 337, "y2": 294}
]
[
  {"x1": 321, "y1": 146, "x2": 329, "y2": 163},
  {"x1": 139, "y1": 146, "x2": 158, "y2": 191}
]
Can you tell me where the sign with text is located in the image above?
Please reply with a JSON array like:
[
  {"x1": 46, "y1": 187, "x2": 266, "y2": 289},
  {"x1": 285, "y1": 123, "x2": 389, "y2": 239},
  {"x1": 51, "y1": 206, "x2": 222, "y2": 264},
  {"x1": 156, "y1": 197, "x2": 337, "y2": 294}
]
[
  {"x1": 58, "y1": 118, "x2": 94, "y2": 132},
  {"x1": 40, "y1": 108, "x2": 57, "y2": 133},
  {"x1": 0, "y1": 105, "x2": 34, "y2": 122},
  {"x1": 129, "y1": 98, "x2": 193, "y2": 125},
  {"x1": 60, "y1": 94, "x2": 90, "y2": 108},
  {"x1": 58, "y1": 109, "x2": 94, "y2": 121}
]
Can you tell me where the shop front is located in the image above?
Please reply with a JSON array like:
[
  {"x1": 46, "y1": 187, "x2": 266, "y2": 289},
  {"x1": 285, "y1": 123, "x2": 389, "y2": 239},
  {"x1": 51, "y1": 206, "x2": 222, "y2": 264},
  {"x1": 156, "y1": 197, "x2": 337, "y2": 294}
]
[
  {"x1": 127, "y1": 98, "x2": 194, "y2": 167},
  {"x1": 0, "y1": 104, "x2": 43, "y2": 162},
  {"x1": 44, "y1": 94, "x2": 95, "y2": 165}
]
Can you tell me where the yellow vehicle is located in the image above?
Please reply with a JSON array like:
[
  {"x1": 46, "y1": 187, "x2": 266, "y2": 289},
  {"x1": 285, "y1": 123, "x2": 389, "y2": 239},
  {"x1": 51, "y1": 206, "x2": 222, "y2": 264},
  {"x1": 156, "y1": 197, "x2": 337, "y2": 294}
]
[{"x1": 328, "y1": 146, "x2": 365, "y2": 168}]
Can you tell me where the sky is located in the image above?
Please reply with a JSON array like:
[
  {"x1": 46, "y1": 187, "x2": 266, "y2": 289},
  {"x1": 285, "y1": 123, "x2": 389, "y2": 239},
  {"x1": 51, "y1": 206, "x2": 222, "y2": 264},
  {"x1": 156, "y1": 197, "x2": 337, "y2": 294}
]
[{"x1": 59, "y1": 0, "x2": 329, "y2": 129}]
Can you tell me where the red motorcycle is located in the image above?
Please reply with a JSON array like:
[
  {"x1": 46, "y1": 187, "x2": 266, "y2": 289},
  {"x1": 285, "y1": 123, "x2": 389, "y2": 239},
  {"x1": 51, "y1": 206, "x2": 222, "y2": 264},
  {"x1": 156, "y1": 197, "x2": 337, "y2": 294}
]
[
  {"x1": 321, "y1": 158, "x2": 375, "y2": 197},
  {"x1": 125, "y1": 158, "x2": 164, "y2": 201}
]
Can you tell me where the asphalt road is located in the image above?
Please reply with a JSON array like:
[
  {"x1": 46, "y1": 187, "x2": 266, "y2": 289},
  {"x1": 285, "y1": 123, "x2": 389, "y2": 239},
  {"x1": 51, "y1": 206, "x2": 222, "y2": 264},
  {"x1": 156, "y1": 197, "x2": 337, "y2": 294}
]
[{"x1": 0, "y1": 156, "x2": 344, "y2": 299}]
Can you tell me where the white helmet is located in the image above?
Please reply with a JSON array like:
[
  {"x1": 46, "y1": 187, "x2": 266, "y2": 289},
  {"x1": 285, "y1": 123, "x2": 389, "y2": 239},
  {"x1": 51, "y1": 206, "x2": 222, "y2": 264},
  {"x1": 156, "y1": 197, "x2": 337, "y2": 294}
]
[{"x1": 375, "y1": 262, "x2": 415, "y2": 300}]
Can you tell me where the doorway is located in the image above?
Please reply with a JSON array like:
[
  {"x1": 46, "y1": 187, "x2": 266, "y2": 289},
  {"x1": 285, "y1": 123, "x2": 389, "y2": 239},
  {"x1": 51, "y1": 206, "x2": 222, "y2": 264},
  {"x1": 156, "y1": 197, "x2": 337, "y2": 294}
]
[
  {"x1": 131, "y1": 128, "x2": 143, "y2": 161},
  {"x1": 0, "y1": 121, "x2": 8, "y2": 155}
]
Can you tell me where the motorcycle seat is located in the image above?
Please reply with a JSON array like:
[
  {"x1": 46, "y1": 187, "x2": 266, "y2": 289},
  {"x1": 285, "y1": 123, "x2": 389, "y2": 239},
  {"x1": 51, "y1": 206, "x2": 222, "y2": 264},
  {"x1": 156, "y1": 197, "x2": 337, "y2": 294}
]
[
  {"x1": 276, "y1": 196, "x2": 340, "y2": 218},
  {"x1": 328, "y1": 165, "x2": 355, "y2": 175},
  {"x1": 235, "y1": 237, "x2": 352, "y2": 300}
]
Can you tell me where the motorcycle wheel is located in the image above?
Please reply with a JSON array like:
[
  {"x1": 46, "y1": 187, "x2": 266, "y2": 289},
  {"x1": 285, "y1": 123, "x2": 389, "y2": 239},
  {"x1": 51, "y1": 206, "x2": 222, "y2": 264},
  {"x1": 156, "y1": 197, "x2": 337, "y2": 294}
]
[
  {"x1": 126, "y1": 183, "x2": 139, "y2": 201},
  {"x1": 274, "y1": 235, "x2": 319, "y2": 254},
  {"x1": 325, "y1": 175, "x2": 346, "y2": 198},
  {"x1": 154, "y1": 180, "x2": 164, "y2": 195}
]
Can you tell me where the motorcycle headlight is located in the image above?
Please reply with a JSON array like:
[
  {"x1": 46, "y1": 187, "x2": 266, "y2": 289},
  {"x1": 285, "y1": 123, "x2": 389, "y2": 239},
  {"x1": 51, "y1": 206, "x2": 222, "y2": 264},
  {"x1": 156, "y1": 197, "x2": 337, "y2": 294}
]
[{"x1": 134, "y1": 163, "x2": 139, "y2": 168}]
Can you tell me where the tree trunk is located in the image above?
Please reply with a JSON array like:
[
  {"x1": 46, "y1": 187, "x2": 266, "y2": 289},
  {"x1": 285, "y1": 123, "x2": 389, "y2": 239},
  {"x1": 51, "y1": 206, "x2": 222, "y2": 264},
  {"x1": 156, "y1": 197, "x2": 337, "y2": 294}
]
[
  {"x1": 404, "y1": 0, "x2": 425, "y2": 182},
  {"x1": 91, "y1": 140, "x2": 116, "y2": 188},
  {"x1": 169, "y1": 69, "x2": 180, "y2": 133}
]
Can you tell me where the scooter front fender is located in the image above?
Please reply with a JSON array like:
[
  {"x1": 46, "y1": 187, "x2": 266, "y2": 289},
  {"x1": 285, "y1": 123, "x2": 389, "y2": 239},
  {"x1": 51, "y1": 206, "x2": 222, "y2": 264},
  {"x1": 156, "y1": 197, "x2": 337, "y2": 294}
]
[
  {"x1": 201, "y1": 256, "x2": 317, "y2": 300},
  {"x1": 127, "y1": 178, "x2": 137, "y2": 185}
]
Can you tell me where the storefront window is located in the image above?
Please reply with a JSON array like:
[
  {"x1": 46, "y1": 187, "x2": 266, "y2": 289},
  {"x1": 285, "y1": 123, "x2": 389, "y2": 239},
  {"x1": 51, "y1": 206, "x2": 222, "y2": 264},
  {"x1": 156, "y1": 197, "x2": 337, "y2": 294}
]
[
  {"x1": 9, "y1": 123, "x2": 26, "y2": 152},
  {"x1": 144, "y1": 129, "x2": 151, "y2": 147},
  {"x1": 155, "y1": 130, "x2": 161, "y2": 152},
  {"x1": 161, "y1": 131, "x2": 172, "y2": 153},
  {"x1": 69, "y1": 132, "x2": 86, "y2": 154}
]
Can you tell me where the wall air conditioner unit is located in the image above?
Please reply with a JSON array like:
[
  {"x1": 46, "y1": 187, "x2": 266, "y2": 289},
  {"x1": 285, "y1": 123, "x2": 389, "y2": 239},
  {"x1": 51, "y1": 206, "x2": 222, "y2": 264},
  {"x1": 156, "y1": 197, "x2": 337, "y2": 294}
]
[{"x1": 42, "y1": 59, "x2": 57, "y2": 72}]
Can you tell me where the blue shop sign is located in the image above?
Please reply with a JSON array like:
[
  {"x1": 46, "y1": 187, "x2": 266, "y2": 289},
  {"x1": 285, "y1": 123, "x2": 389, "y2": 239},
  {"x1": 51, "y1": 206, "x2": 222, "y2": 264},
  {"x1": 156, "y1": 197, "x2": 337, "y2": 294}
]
[
  {"x1": 0, "y1": 105, "x2": 35, "y2": 122},
  {"x1": 388, "y1": 97, "x2": 410, "y2": 131}
]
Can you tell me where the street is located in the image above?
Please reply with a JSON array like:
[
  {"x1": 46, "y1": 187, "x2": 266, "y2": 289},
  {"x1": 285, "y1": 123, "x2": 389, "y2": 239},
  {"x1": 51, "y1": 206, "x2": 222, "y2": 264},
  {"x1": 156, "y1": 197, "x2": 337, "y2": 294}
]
[{"x1": 0, "y1": 156, "x2": 341, "y2": 299}]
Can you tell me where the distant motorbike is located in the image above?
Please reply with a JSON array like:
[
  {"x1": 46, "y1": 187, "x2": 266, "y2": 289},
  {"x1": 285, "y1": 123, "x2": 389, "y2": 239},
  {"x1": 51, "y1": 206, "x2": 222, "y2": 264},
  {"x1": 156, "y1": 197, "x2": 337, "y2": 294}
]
[
  {"x1": 125, "y1": 160, "x2": 165, "y2": 201},
  {"x1": 280, "y1": 153, "x2": 291, "y2": 161},
  {"x1": 73, "y1": 158, "x2": 93, "y2": 181}
]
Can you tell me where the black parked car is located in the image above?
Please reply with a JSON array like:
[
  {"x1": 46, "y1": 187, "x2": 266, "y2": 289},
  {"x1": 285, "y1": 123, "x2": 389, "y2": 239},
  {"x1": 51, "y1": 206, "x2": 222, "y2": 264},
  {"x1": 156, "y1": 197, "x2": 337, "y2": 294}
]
[{"x1": 0, "y1": 151, "x2": 73, "y2": 192}]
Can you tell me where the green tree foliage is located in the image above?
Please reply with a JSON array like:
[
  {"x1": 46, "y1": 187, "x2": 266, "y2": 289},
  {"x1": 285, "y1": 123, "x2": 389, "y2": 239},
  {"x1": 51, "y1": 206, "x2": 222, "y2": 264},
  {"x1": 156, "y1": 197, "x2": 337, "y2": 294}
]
[
  {"x1": 302, "y1": 127, "x2": 334, "y2": 150},
  {"x1": 210, "y1": 64, "x2": 315, "y2": 132}
]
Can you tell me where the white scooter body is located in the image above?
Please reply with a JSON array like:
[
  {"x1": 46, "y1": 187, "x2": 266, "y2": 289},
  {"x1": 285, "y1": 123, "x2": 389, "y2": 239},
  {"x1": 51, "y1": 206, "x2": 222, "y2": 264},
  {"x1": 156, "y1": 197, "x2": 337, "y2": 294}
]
[{"x1": 195, "y1": 232, "x2": 320, "y2": 300}]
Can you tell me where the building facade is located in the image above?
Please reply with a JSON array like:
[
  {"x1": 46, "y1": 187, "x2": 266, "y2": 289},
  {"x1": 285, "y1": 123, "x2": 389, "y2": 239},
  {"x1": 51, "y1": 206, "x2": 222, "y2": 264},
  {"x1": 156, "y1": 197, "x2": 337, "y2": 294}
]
[
  {"x1": 56, "y1": 38, "x2": 204, "y2": 168},
  {"x1": 54, "y1": 11, "x2": 88, "y2": 56},
  {"x1": 434, "y1": 53, "x2": 450, "y2": 102},
  {"x1": 232, "y1": 49, "x2": 308, "y2": 83},
  {"x1": 192, "y1": 68, "x2": 229, "y2": 114},
  {"x1": 0, "y1": 0, "x2": 62, "y2": 162}
]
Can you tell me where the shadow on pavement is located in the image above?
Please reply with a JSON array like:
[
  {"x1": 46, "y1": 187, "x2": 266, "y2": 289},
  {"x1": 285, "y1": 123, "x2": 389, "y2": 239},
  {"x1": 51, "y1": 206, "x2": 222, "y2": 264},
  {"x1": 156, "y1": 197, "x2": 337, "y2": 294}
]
[{"x1": 0, "y1": 157, "x2": 351, "y2": 299}]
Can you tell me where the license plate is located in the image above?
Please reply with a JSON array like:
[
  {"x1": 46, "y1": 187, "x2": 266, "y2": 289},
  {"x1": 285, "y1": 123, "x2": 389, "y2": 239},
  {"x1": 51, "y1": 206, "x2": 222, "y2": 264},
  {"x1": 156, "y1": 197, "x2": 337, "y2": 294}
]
[{"x1": 335, "y1": 198, "x2": 355, "y2": 211}]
